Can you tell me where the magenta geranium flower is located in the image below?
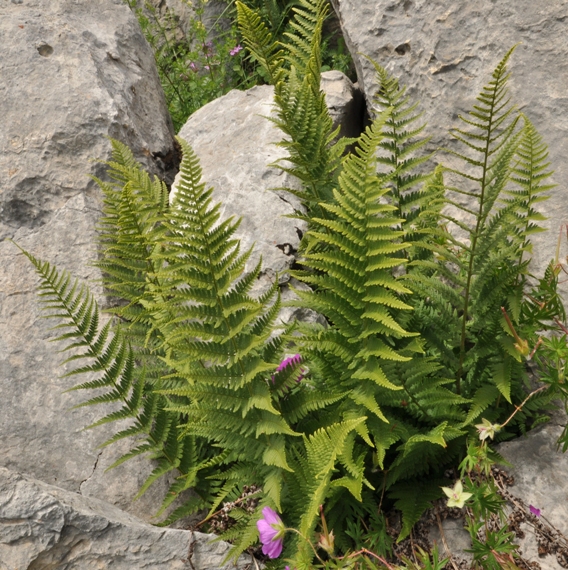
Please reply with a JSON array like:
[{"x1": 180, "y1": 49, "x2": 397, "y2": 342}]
[
  {"x1": 529, "y1": 505, "x2": 541, "y2": 517},
  {"x1": 272, "y1": 354, "x2": 304, "y2": 383},
  {"x1": 256, "y1": 507, "x2": 285, "y2": 558}
]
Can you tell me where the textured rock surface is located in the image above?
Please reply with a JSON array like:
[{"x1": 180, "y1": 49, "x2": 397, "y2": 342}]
[
  {"x1": 0, "y1": 0, "x2": 178, "y2": 521},
  {"x1": 498, "y1": 413, "x2": 568, "y2": 570},
  {"x1": 330, "y1": 0, "x2": 568, "y2": 282},
  {"x1": 177, "y1": 84, "x2": 305, "y2": 288},
  {"x1": 321, "y1": 69, "x2": 364, "y2": 139},
  {"x1": 0, "y1": 467, "x2": 254, "y2": 570},
  {"x1": 174, "y1": 70, "x2": 363, "y2": 296}
]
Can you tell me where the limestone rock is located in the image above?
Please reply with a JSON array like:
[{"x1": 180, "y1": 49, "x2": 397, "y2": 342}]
[
  {"x1": 278, "y1": 278, "x2": 328, "y2": 329},
  {"x1": 0, "y1": 467, "x2": 254, "y2": 570},
  {"x1": 330, "y1": 0, "x2": 568, "y2": 283},
  {"x1": 174, "y1": 70, "x2": 363, "y2": 292},
  {"x1": 321, "y1": 69, "x2": 364, "y2": 139},
  {"x1": 498, "y1": 414, "x2": 568, "y2": 570},
  {"x1": 176, "y1": 84, "x2": 304, "y2": 288},
  {"x1": 0, "y1": 0, "x2": 178, "y2": 521}
]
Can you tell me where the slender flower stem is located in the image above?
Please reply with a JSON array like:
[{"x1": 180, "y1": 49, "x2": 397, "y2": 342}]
[
  {"x1": 528, "y1": 337, "x2": 543, "y2": 360},
  {"x1": 500, "y1": 385, "x2": 548, "y2": 429},
  {"x1": 284, "y1": 527, "x2": 325, "y2": 565},
  {"x1": 343, "y1": 549, "x2": 397, "y2": 570}
]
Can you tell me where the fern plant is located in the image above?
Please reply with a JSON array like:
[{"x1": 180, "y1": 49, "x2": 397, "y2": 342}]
[
  {"x1": 285, "y1": 98, "x2": 468, "y2": 546},
  {"x1": 402, "y1": 47, "x2": 559, "y2": 429},
  {"x1": 242, "y1": 3, "x2": 565, "y2": 553},
  {"x1": 17, "y1": 133, "x2": 367, "y2": 561}
]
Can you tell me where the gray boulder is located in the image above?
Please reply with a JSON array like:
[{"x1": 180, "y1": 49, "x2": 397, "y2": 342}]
[
  {"x1": 321, "y1": 69, "x2": 364, "y2": 140},
  {"x1": 0, "y1": 467, "x2": 253, "y2": 570},
  {"x1": 498, "y1": 414, "x2": 568, "y2": 570},
  {"x1": 177, "y1": 84, "x2": 305, "y2": 290},
  {"x1": 330, "y1": 0, "x2": 568, "y2": 282},
  {"x1": 0, "y1": 0, "x2": 178, "y2": 521}
]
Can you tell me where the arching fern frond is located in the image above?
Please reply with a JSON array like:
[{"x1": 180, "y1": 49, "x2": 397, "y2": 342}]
[
  {"x1": 367, "y1": 59, "x2": 434, "y2": 238},
  {"x1": 288, "y1": 110, "x2": 456, "y2": 507},
  {"x1": 504, "y1": 114, "x2": 555, "y2": 265},
  {"x1": 16, "y1": 248, "x2": 188, "y2": 490},
  {"x1": 403, "y1": 47, "x2": 558, "y2": 439},
  {"x1": 235, "y1": 1, "x2": 285, "y2": 85},
  {"x1": 285, "y1": 417, "x2": 367, "y2": 569},
  {"x1": 291, "y1": 108, "x2": 415, "y2": 417},
  {"x1": 239, "y1": 0, "x2": 349, "y2": 227},
  {"x1": 94, "y1": 139, "x2": 170, "y2": 383}
]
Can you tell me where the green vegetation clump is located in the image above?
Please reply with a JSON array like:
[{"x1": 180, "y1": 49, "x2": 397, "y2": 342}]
[
  {"x1": 124, "y1": 0, "x2": 354, "y2": 131},
  {"x1": 17, "y1": 1, "x2": 568, "y2": 568}
]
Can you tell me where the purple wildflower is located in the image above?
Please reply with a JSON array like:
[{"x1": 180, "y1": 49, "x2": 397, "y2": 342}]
[
  {"x1": 276, "y1": 354, "x2": 301, "y2": 373},
  {"x1": 529, "y1": 505, "x2": 541, "y2": 517},
  {"x1": 230, "y1": 44, "x2": 243, "y2": 56},
  {"x1": 204, "y1": 65, "x2": 210, "y2": 71},
  {"x1": 257, "y1": 507, "x2": 285, "y2": 559},
  {"x1": 272, "y1": 354, "x2": 304, "y2": 383},
  {"x1": 189, "y1": 62, "x2": 198, "y2": 72}
]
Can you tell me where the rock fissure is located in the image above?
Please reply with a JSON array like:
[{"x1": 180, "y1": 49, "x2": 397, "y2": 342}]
[{"x1": 79, "y1": 449, "x2": 103, "y2": 495}]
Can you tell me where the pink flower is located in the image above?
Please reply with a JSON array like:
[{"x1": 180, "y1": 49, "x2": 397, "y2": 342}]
[
  {"x1": 273, "y1": 354, "x2": 304, "y2": 383},
  {"x1": 230, "y1": 45, "x2": 243, "y2": 56},
  {"x1": 257, "y1": 507, "x2": 285, "y2": 558},
  {"x1": 529, "y1": 505, "x2": 541, "y2": 517}
]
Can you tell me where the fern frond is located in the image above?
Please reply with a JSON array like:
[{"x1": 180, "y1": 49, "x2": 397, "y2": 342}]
[
  {"x1": 18, "y1": 247, "x2": 182, "y2": 452},
  {"x1": 292, "y1": 109, "x2": 415, "y2": 412},
  {"x1": 258, "y1": 0, "x2": 347, "y2": 223},
  {"x1": 287, "y1": 418, "x2": 367, "y2": 568},
  {"x1": 367, "y1": 58, "x2": 434, "y2": 238},
  {"x1": 504, "y1": 115, "x2": 555, "y2": 265},
  {"x1": 94, "y1": 138, "x2": 170, "y2": 382},
  {"x1": 236, "y1": 1, "x2": 285, "y2": 85}
]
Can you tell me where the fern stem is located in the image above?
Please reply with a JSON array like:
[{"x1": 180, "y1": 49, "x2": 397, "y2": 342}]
[
  {"x1": 456, "y1": 85, "x2": 500, "y2": 395},
  {"x1": 401, "y1": 381, "x2": 431, "y2": 419}
]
